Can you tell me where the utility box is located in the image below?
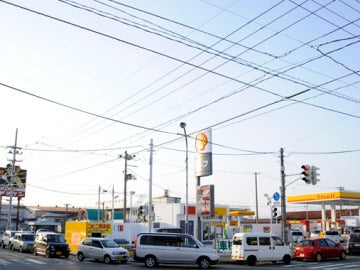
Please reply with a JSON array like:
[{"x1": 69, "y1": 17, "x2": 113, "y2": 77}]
[{"x1": 65, "y1": 221, "x2": 112, "y2": 254}]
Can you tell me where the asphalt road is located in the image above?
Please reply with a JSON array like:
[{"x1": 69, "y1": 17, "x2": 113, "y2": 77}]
[{"x1": 1, "y1": 248, "x2": 360, "y2": 270}]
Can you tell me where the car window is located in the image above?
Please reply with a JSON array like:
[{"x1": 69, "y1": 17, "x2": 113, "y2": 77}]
[
  {"x1": 259, "y1": 237, "x2": 270, "y2": 246},
  {"x1": 325, "y1": 239, "x2": 336, "y2": 246},
  {"x1": 183, "y1": 236, "x2": 196, "y2": 248},
  {"x1": 246, "y1": 237, "x2": 258, "y2": 246},
  {"x1": 101, "y1": 239, "x2": 118, "y2": 248},
  {"x1": 292, "y1": 231, "x2": 303, "y2": 236},
  {"x1": 92, "y1": 240, "x2": 102, "y2": 248},
  {"x1": 298, "y1": 240, "x2": 313, "y2": 246},
  {"x1": 82, "y1": 239, "x2": 92, "y2": 246},
  {"x1": 272, "y1": 236, "x2": 284, "y2": 246},
  {"x1": 318, "y1": 239, "x2": 327, "y2": 246}
]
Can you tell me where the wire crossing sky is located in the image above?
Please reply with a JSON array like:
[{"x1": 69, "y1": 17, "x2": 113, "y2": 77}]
[{"x1": 0, "y1": 0, "x2": 359, "y2": 216}]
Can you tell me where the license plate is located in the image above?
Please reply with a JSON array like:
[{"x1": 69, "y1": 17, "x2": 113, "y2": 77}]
[
  {"x1": 299, "y1": 253, "x2": 305, "y2": 257},
  {"x1": 56, "y1": 251, "x2": 62, "y2": 255},
  {"x1": 118, "y1": 256, "x2": 123, "y2": 260}
]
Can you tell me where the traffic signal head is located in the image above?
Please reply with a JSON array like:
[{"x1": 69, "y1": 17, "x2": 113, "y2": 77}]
[
  {"x1": 311, "y1": 166, "x2": 320, "y2": 185},
  {"x1": 301, "y1": 165, "x2": 312, "y2": 184},
  {"x1": 273, "y1": 207, "x2": 278, "y2": 218}
]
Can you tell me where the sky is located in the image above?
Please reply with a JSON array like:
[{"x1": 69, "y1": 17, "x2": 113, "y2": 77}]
[{"x1": 0, "y1": 0, "x2": 359, "y2": 219}]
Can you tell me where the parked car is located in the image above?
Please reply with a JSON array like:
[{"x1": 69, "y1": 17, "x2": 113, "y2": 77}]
[
  {"x1": 11, "y1": 232, "x2": 35, "y2": 253},
  {"x1": 134, "y1": 232, "x2": 219, "y2": 269},
  {"x1": 347, "y1": 232, "x2": 360, "y2": 255},
  {"x1": 33, "y1": 231, "x2": 69, "y2": 258},
  {"x1": 291, "y1": 231, "x2": 304, "y2": 245},
  {"x1": 77, "y1": 237, "x2": 129, "y2": 264},
  {"x1": 310, "y1": 230, "x2": 321, "y2": 239},
  {"x1": 294, "y1": 238, "x2": 346, "y2": 261},
  {"x1": 325, "y1": 230, "x2": 341, "y2": 243},
  {"x1": 1, "y1": 230, "x2": 19, "y2": 249},
  {"x1": 231, "y1": 232, "x2": 292, "y2": 266}
]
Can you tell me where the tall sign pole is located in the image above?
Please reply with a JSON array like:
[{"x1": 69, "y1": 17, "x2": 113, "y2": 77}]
[{"x1": 194, "y1": 128, "x2": 212, "y2": 240}]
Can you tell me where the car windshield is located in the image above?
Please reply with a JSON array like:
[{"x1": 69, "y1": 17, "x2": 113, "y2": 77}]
[
  {"x1": 298, "y1": 240, "x2": 313, "y2": 246},
  {"x1": 22, "y1": 234, "x2": 35, "y2": 241},
  {"x1": 101, "y1": 239, "x2": 118, "y2": 248},
  {"x1": 47, "y1": 234, "x2": 65, "y2": 243},
  {"x1": 326, "y1": 231, "x2": 339, "y2": 235}
]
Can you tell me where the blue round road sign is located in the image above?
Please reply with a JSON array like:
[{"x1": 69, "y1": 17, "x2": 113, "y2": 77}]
[{"x1": 273, "y1": 192, "x2": 280, "y2": 201}]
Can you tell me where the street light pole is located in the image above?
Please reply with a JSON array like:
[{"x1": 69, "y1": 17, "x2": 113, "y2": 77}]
[{"x1": 180, "y1": 122, "x2": 189, "y2": 234}]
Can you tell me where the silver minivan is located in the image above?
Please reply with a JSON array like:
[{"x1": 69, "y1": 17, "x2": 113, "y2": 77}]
[{"x1": 134, "y1": 233, "x2": 219, "y2": 269}]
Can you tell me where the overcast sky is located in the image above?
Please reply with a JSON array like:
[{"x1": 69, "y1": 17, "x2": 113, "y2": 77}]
[{"x1": 0, "y1": 0, "x2": 359, "y2": 218}]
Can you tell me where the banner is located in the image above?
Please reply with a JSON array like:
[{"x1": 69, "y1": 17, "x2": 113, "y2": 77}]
[{"x1": 0, "y1": 164, "x2": 27, "y2": 197}]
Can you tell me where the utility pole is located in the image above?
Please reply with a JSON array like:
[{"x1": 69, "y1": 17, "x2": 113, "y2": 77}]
[
  {"x1": 254, "y1": 172, "x2": 260, "y2": 224},
  {"x1": 7, "y1": 128, "x2": 22, "y2": 230},
  {"x1": 280, "y1": 148, "x2": 287, "y2": 243},
  {"x1": 148, "y1": 139, "x2": 153, "y2": 232},
  {"x1": 122, "y1": 151, "x2": 135, "y2": 222}
]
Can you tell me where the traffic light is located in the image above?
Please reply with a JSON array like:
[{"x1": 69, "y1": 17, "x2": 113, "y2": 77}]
[
  {"x1": 311, "y1": 166, "x2": 320, "y2": 185},
  {"x1": 272, "y1": 207, "x2": 278, "y2": 218},
  {"x1": 138, "y1": 205, "x2": 144, "y2": 216},
  {"x1": 301, "y1": 165, "x2": 312, "y2": 184}
]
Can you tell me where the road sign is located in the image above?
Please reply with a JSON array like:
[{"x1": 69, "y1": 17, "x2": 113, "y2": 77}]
[{"x1": 273, "y1": 192, "x2": 280, "y2": 201}]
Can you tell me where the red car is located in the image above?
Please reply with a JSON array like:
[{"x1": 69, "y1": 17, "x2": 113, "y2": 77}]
[{"x1": 294, "y1": 238, "x2": 346, "y2": 262}]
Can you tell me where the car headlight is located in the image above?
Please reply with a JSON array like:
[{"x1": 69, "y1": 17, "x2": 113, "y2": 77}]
[{"x1": 50, "y1": 245, "x2": 55, "y2": 250}]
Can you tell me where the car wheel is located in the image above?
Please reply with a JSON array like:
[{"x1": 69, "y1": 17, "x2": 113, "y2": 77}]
[
  {"x1": 198, "y1": 257, "x2": 210, "y2": 269},
  {"x1": 247, "y1": 256, "x2": 257, "y2": 266},
  {"x1": 77, "y1": 252, "x2": 84, "y2": 262},
  {"x1": 283, "y1": 255, "x2": 291, "y2": 265},
  {"x1": 104, "y1": 255, "x2": 112, "y2": 264},
  {"x1": 46, "y1": 249, "x2": 51, "y2": 258},
  {"x1": 144, "y1": 255, "x2": 157, "y2": 268},
  {"x1": 315, "y1": 253, "x2": 322, "y2": 262},
  {"x1": 340, "y1": 251, "x2": 346, "y2": 260}
]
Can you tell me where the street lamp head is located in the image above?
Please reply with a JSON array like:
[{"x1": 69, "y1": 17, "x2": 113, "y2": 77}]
[
  {"x1": 130, "y1": 191, "x2": 135, "y2": 195},
  {"x1": 180, "y1": 122, "x2": 186, "y2": 129}
]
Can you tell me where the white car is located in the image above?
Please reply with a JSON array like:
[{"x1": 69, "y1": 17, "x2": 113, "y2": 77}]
[
  {"x1": 325, "y1": 230, "x2": 341, "y2": 243},
  {"x1": 11, "y1": 232, "x2": 35, "y2": 253},
  {"x1": 77, "y1": 237, "x2": 129, "y2": 264}
]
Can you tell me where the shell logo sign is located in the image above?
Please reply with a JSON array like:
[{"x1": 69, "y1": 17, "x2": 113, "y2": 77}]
[
  {"x1": 195, "y1": 129, "x2": 212, "y2": 153},
  {"x1": 195, "y1": 128, "x2": 212, "y2": 177}
]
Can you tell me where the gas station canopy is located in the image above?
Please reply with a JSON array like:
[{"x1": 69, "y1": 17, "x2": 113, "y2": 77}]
[{"x1": 287, "y1": 191, "x2": 360, "y2": 206}]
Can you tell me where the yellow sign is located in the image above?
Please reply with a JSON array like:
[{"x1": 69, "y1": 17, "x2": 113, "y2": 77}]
[
  {"x1": 288, "y1": 191, "x2": 360, "y2": 203},
  {"x1": 87, "y1": 222, "x2": 112, "y2": 234},
  {"x1": 229, "y1": 210, "x2": 255, "y2": 216}
]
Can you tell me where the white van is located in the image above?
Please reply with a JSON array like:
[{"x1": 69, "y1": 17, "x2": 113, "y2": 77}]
[
  {"x1": 133, "y1": 233, "x2": 219, "y2": 269},
  {"x1": 231, "y1": 232, "x2": 292, "y2": 266}
]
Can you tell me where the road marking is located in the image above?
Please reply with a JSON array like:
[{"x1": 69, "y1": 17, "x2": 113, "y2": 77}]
[
  {"x1": 25, "y1": 258, "x2": 47, "y2": 264},
  {"x1": 0, "y1": 259, "x2": 10, "y2": 265}
]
